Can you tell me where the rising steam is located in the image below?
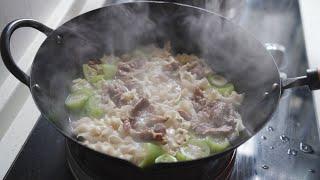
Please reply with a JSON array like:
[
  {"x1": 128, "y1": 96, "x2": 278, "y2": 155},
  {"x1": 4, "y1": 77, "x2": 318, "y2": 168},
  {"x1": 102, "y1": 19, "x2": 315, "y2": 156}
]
[{"x1": 33, "y1": 1, "x2": 281, "y2": 142}]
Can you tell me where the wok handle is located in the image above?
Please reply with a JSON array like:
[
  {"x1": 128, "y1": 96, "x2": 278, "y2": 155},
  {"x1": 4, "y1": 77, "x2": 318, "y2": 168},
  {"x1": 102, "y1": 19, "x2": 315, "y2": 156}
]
[
  {"x1": 265, "y1": 43, "x2": 320, "y2": 90},
  {"x1": 0, "y1": 19, "x2": 53, "y2": 87},
  {"x1": 282, "y1": 68, "x2": 320, "y2": 90},
  {"x1": 306, "y1": 68, "x2": 320, "y2": 90}
]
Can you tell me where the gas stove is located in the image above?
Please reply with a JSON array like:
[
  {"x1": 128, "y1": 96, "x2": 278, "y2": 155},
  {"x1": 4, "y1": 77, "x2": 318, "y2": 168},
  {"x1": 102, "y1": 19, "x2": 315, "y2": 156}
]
[{"x1": 4, "y1": 0, "x2": 320, "y2": 179}]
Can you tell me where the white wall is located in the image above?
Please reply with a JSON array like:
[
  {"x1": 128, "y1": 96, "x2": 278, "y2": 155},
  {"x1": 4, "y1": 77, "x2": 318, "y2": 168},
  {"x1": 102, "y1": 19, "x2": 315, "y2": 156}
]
[{"x1": 0, "y1": 0, "x2": 62, "y2": 84}]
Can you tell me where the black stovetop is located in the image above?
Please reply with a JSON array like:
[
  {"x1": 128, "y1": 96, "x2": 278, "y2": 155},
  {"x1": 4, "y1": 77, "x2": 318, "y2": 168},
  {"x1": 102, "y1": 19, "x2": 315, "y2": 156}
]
[{"x1": 4, "y1": 0, "x2": 320, "y2": 179}]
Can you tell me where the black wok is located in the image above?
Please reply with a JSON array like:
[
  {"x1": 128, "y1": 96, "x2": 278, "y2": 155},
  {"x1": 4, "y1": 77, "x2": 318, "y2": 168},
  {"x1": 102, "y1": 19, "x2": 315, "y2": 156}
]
[{"x1": 1, "y1": 1, "x2": 319, "y2": 180}]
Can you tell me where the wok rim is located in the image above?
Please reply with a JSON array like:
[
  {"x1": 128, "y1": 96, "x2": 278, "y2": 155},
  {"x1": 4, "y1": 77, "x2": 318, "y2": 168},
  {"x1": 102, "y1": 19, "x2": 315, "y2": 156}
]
[{"x1": 29, "y1": 1, "x2": 282, "y2": 169}]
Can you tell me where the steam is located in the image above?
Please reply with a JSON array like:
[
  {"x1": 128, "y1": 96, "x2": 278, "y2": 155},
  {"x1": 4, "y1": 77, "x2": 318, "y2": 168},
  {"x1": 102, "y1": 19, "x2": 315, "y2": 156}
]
[{"x1": 35, "y1": 1, "x2": 284, "y2": 140}]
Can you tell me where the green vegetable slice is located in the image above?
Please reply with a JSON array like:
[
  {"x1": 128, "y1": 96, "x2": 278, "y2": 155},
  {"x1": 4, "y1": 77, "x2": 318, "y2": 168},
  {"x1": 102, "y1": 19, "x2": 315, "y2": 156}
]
[
  {"x1": 75, "y1": 88, "x2": 94, "y2": 96},
  {"x1": 207, "y1": 74, "x2": 228, "y2": 87},
  {"x1": 90, "y1": 75, "x2": 105, "y2": 83},
  {"x1": 179, "y1": 139, "x2": 210, "y2": 160},
  {"x1": 155, "y1": 154, "x2": 177, "y2": 163},
  {"x1": 216, "y1": 83, "x2": 234, "y2": 97},
  {"x1": 70, "y1": 79, "x2": 93, "y2": 93},
  {"x1": 65, "y1": 92, "x2": 90, "y2": 111},
  {"x1": 101, "y1": 64, "x2": 117, "y2": 79},
  {"x1": 100, "y1": 55, "x2": 120, "y2": 65},
  {"x1": 175, "y1": 151, "x2": 188, "y2": 161},
  {"x1": 205, "y1": 137, "x2": 230, "y2": 154},
  {"x1": 84, "y1": 96, "x2": 104, "y2": 118},
  {"x1": 83, "y1": 64, "x2": 98, "y2": 82},
  {"x1": 139, "y1": 143, "x2": 164, "y2": 168}
]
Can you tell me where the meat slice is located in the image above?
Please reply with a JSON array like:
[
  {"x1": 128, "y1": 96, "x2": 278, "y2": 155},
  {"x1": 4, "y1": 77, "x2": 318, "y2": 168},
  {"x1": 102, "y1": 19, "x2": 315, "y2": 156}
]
[
  {"x1": 146, "y1": 115, "x2": 168, "y2": 126},
  {"x1": 194, "y1": 87, "x2": 204, "y2": 99},
  {"x1": 122, "y1": 119, "x2": 132, "y2": 133},
  {"x1": 163, "y1": 61, "x2": 180, "y2": 71},
  {"x1": 103, "y1": 81, "x2": 128, "y2": 107},
  {"x1": 204, "y1": 101, "x2": 236, "y2": 127},
  {"x1": 192, "y1": 87, "x2": 206, "y2": 109},
  {"x1": 191, "y1": 101, "x2": 238, "y2": 136},
  {"x1": 117, "y1": 62, "x2": 132, "y2": 72},
  {"x1": 130, "y1": 98, "x2": 150, "y2": 117},
  {"x1": 116, "y1": 60, "x2": 146, "y2": 79},
  {"x1": 130, "y1": 128, "x2": 165, "y2": 142},
  {"x1": 122, "y1": 116, "x2": 166, "y2": 142},
  {"x1": 116, "y1": 61, "x2": 134, "y2": 78},
  {"x1": 189, "y1": 65, "x2": 206, "y2": 79},
  {"x1": 153, "y1": 123, "x2": 166, "y2": 134},
  {"x1": 178, "y1": 110, "x2": 192, "y2": 121},
  {"x1": 117, "y1": 60, "x2": 145, "y2": 72},
  {"x1": 127, "y1": 59, "x2": 145, "y2": 69},
  {"x1": 185, "y1": 61, "x2": 206, "y2": 79}
]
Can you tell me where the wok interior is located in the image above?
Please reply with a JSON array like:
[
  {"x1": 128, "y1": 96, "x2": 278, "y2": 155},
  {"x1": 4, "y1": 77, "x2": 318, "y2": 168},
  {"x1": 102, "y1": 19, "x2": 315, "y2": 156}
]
[{"x1": 30, "y1": 2, "x2": 280, "y2": 155}]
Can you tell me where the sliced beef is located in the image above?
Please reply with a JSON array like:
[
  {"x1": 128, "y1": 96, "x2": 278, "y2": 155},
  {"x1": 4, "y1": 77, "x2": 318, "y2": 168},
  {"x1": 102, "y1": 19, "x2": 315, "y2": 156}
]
[
  {"x1": 185, "y1": 61, "x2": 206, "y2": 79},
  {"x1": 192, "y1": 87, "x2": 207, "y2": 112},
  {"x1": 203, "y1": 101, "x2": 236, "y2": 127},
  {"x1": 122, "y1": 119, "x2": 132, "y2": 133},
  {"x1": 117, "y1": 60, "x2": 145, "y2": 72},
  {"x1": 130, "y1": 128, "x2": 164, "y2": 142},
  {"x1": 123, "y1": 116, "x2": 166, "y2": 142},
  {"x1": 130, "y1": 98, "x2": 150, "y2": 117},
  {"x1": 116, "y1": 61, "x2": 134, "y2": 78},
  {"x1": 185, "y1": 61, "x2": 198, "y2": 71},
  {"x1": 116, "y1": 60, "x2": 145, "y2": 78},
  {"x1": 163, "y1": 61, "x2": 180, "y2": 71},
  {"x1": 153, "y1": 123, "x2": 166, "y2": 134},
  {"x1": 128, "y1": 59, "x2": 145, "y2": 69},
  {"x1": 122, "y1": 116, "x2": 139, "y2": 132},
  {"x1": 190, "y1": 65, "x2": 206, "y2": 79},
  {"x1": 192, "y1": 87, "x2": 206, "y2": 108},
  {"x1": 191, "y1": 101, "x2": 238, "y2": 136},
  {"x1": 146, "y1": 115, "x2": 168, "y2": 126},
  {"x1": 178, "y1": 110, "x2": 192, "y2": 121},
  {"x1": 193, "y1": 87, "x2": 204, "y2": 99},
  {"x1": 117, "y1": 62, "x2": 132, "y2": 72},
  {"x1": 103, "y1": 81, "x2": 128, "y2": 107}
]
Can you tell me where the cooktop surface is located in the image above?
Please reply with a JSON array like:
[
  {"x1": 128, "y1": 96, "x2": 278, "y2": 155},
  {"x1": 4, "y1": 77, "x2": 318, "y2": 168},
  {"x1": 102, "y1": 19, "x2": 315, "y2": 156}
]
[{"x1": 4, "y1": 0, "x2": 320, "y2": 179}]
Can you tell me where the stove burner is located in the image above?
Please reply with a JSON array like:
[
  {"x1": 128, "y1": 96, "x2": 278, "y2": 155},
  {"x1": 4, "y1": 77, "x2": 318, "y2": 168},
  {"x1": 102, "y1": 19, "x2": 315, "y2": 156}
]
[{"x1": 66, "y1": 140, "x2": 236, "y2": 180}]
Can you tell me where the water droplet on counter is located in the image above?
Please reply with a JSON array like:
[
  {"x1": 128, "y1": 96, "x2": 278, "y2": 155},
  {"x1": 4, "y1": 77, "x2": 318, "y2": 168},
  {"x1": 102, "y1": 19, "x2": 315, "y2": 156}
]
[
  {"x1": 261, "y1": 165, "x2": 269, "y2": 169},
  {"x1": 270, "y1": 146, "x2": 274, "y2": 150},
  {"x1": 261, "y1": 136, "x2": 267, "y2": 140},
  {"x1": 299, "y1": 142, "x2": 313, "y2": 154},
  {"x1": 308, "y1": 169, "x2": 315, "y2": 173},
  {"x1": 287, "y1": 148, "x2": 297, "y2": 156},
  {"x1": 267, "y1": 126, "x2": 274, "y2": 132},
  {"x1": 280, "y1": 135, "x2": 289, "y2": 142}
]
